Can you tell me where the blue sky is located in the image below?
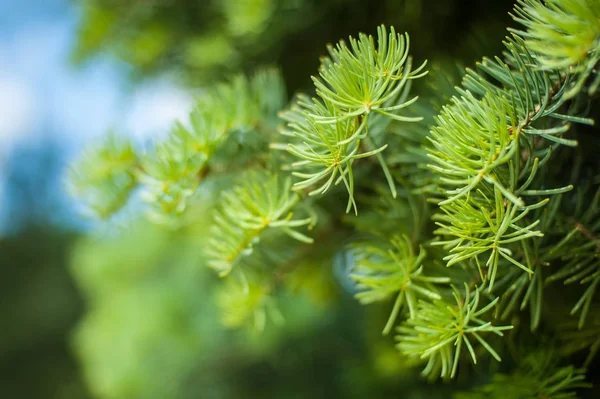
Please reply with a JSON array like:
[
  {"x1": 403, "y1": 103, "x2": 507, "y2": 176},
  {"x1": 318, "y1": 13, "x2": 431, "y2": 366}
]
[{"x1": 0, "y1": 0, "x2": 192, "y2": 233}]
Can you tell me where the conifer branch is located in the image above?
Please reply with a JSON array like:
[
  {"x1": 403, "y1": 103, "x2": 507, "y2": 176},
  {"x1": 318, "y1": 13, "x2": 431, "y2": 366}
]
[
  {"x1": 350, "y1": 235, "x2": 450, "y2": 335},
  {"x1": 206, "y1": 173, "x2": 316, "y2": 277},
  {"x1": 68, "y1": 0, "x2": 600, "y2": 388},
  {"x1": 273, "y1": 25, "x2": 428, "y2": 213},
  {"x1": 396, "y1": 284, "x2": 512, "y2": 379},
  {"x1": 455, "y1": 349, "x2": 590, "y2": 398},
  {"x1": 70, "y1": 68, "x2": 286, "y2": 223},
  {"x1": 68, "y1": 134, "x2": 139, "y2": 219},
  {"x1": 426, "y1": 0, "x2": 599, "y2": 292}
]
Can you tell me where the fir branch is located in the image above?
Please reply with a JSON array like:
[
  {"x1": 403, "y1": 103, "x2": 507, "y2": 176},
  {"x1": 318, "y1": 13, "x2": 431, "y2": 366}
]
[
  {"x1": 206, "y1": 172, "x2": 316, "y2": 277},
  {"x1": 455, "y1": 349, "x2": 590, "y2": 399},
  {"x1": 494, "y1": 261, "x2": 544, "y2": 331},
  {"x1": 426, "y1": 0, "x2": 598, "y2": 290},
  {"x1": 545, "y1": 186, "x2": 600, "y2": 328},
  {"x1": 140, "y1": 68, "x2": 286, "y2": 224},
  {"x1": 432, "y1": 188, "x2": 544, "y2": 290},
  {"x1": 557, "y1": 306, "x2": 600, "y2": 367},
  {"x1": 70, "y1": 68, "x2": 286, "y2": 223},
  {"x1": 350, "y1": 235, "x2": 450, "y2": 335},
  {"x1": 273, "y1": 25, "x2": 428, "y2": 213},
  {"x1": 68, "y1": 134, "x2": 139, "y2": 219},
  {"x1": 68, "y1": 0, "x2": 600, "y2": 388},
  {"x1": 216, "y1": 278, "x2": 283, "y2": 331},
  {"x1": 396, "y1": 284, "x2": 512, "y2": 379},
  {"x1": 511, "y1": 0, "x2": 600, "y2": 98}
]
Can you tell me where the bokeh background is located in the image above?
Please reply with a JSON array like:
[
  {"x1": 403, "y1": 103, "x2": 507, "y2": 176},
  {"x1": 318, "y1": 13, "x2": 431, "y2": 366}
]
[{"x1": 0, "y1": 1, "x2": 537, "y2": 398}]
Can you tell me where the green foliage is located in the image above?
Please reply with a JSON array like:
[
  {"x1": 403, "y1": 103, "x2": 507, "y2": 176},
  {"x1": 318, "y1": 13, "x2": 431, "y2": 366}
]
[
  {"x1": 511, "y1": 0, "x2": 600, "y2": 98},
  {"x1": 426, "y1": 26, "x2": 592, "y2": 290},
  {"x1": 274, "y1": 26, "x2": 427, "y2": 213},
  {"x1": 207, "y1": 173, "x2": 315, "y2": 277},
  {"x1": 546, "y1": 186, "x2": 600, "y2": 328},
  {"x1": 557, "y1": 306, "x2": 600, "y2": 366},
  {"x1": 72, "y1": 0, "x2": 332, "y2": 83},
  {"x1": 70, "y1": 68, "x2": 285, "y2": 224},
  {"x1": 69, "y1": 0, "x2": 600, "y2": 397},
  {"x1": 70, "y1": 220, "x2": 340, "y2": 399},
  {"x1": 455, "y1": 350, "x2": 590, "y2": 399},
  {"x1": 71, "y1": 223, "x2": 205, "y2": 399},
  {"x1": 396, "y1": 284, "x2": 512, "y2": 379},
  {"x1": 68, "y1": 134, "x2": 139, "y2": 219},
  {"x1": 216, "y1": 278, "x2": 283, "y2": 330},
  {"x1": 140, "y1": 68, "x2": 285, "y2": 223},
  {"x1": 350, "y1": 235, "x2": 449, "y2": 334}
]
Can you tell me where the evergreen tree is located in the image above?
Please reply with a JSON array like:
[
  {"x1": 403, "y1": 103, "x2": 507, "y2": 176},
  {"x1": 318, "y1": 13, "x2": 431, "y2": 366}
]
[{"x1": 69, "y1": 0, "x2": 600, "y2": 397}]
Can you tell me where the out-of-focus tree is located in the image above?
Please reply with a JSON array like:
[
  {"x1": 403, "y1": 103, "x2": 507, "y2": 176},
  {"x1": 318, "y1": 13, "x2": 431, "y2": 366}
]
[{"x1": 71, "y1": 0, "x2": 514, "y2": 89}]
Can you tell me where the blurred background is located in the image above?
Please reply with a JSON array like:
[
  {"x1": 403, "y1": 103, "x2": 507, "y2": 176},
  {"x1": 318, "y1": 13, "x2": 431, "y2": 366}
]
[{"x1": 0, "y1": 0, "x2": 523, "y2": 398}]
